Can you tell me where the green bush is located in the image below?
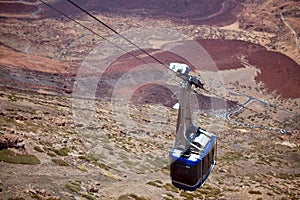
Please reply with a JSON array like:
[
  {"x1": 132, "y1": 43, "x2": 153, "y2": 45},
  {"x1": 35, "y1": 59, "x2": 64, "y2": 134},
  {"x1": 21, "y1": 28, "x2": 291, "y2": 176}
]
[{"x1": 0, "y1": 149, "x2": 40, "y2": 165}]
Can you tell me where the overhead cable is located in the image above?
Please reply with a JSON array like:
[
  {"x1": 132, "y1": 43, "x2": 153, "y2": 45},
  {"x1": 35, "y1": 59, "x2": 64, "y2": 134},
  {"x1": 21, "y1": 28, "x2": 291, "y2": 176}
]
[{"x1": 38, "y1": 0, "x2": 294, "y2": 134}]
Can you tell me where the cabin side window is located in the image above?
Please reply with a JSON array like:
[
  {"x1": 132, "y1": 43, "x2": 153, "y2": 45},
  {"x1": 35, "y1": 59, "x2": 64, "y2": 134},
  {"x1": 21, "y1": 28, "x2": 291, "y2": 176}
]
[
  {"x1": 202, "y1": 144, "x2": 215, "y2": 177},
  {"x1": 208, "y1": 146, "x2": 215, "y2": 166},
  {"x1": 171, "y1": 162, "x2": 198, "y2": 186},
  {"x1": 202, "y1": 153, "x2": 209, "y2": 176}
]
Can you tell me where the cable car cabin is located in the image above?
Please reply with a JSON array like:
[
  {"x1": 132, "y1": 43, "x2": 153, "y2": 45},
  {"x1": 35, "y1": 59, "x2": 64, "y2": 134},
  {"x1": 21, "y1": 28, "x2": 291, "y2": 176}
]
[
  {"x1": 170, "y1": 129, "x2": 216, "y2": 191},
  {"x1": 168, "y1": 63, "x2": 217, "y2": 191}
]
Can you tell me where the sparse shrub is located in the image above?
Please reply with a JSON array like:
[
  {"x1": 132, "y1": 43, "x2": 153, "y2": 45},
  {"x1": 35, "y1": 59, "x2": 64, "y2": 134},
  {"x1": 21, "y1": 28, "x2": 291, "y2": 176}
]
[
  {"x1": 147, "y1": 180, "x2": 163, "y2": 188},
  {"x1": 0, "y1": 149, "x2": 40, "y2": 165},
  {"x1": 248, "y1": 190, "x2": 262, "y2": 195},
  {"x1": 220, "y1": 151, "x2": 244, "y2": 162},
  {"x1": 78, "y1": 154, "x2": 98, "y2": 162},
  {"x1": 267, "y1": 192, "x2": 273, "y2": 196},
  {"x1": 65, "y1": 181, "x2": 81, "y2": 193},
  {"x1": 53, "y1": 147, "x2": 69, "y2": 156},
  {"x1": 31, "y1": 194, "x2": 42, "y2": 200},
  {"x1": 52, "y1": 158, "x2": 69, "y2": 166},
  {"x1": 47, "y1": 152, "x2": 56, "y2": 157},
  {"x1": 94, "y1": 162, "x2": 110, "y2": 170},
  {"x1": 163, "y1": 183, "x2": 179, "y2": 193},
  {"x1": 39, "y1": 140, "x2": 52, "y2": 147},
  {"x1": 77, "y1": 165, "x2": 88, "y2": 172},
  {"x1": 8, "y1": 197, "x2": 25, "y2": 200},
  {"x1": 34, "y1": 146, "x2": 44, "y2": 152},
  {"x1": 81, "y1": 192, "x2": 95, "y2": 200}
]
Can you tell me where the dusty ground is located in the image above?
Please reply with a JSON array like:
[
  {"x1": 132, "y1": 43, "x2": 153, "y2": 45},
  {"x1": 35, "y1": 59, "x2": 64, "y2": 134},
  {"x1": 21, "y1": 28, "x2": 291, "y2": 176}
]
[
  {"x1": 0, "y1": 89, "x2": 299, "y2": 200},
  {"x1": 0, "y1": 0, "x2": 299, "y2": 199}
]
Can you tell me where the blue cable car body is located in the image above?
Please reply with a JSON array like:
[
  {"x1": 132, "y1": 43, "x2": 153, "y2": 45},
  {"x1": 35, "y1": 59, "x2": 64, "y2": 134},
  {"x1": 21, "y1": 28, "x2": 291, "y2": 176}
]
[
  {"x1": 170, "y1": 131, "x2": 216, "y2": 191},
  {"x1": 169, "y1": 63, "x2": 217, "y2": 191}
]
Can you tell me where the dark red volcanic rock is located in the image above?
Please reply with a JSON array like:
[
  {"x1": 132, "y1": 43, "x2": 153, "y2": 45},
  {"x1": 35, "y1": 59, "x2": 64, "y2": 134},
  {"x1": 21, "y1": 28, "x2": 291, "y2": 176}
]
[
  {"x1": 130, "y1": 83, "x2": 236, "y2": 111},
  {"x1": 197, "y1": 39, "x2": 266, "y2": 70},
  {"x1": 41, "y1": 0, "x2": 244, "y2": 26},
  {"x1": 0, "y1": 46, "x2": 73, "y2": 94},
  {"x1": 0, "y1": 3, "x2": 38, "y2": 14},
  {"x1": 130, "y1": 83, "x2": 176, "y2": 107},
  {"x1": 248, "y1": 50, "x2": 300, "y2": 99},
  {"x1": 96, "y1": 39, "x2": 300, "y2": 101},
  {"x1": 197, "y1": 39, "x2": 300, "y2": 99},
  {"x1": 94, "y1": 48, "x2": 197, "y2": 100},
  {"x1": 1, "y1": 35, "x2": 298, "y2": 100},
  {"x1": 1, "y1": 1, "x2": 298, "y2": 100}
]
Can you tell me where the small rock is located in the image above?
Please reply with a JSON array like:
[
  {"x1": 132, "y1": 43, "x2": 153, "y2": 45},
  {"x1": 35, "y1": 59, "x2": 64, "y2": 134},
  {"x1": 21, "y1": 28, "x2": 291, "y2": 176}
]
[
  {"x1": 95, "y1": 182, "x2": 101, "y2": 186},
  {"x1": 27, "y1": 184, "x2": 36, "y2": 194},
  {"x1": 88, "y1": 185, "x2": 99, "y2": 193},
  {"x1": 37, "y1": 189, "x2": 47, "y2": 196},
  {"x1": 119, "y1": 130, "x2": 127, "y2": 137},
  {"x1": 219, "y1": 168, "x2": 228, "y2": 173},
  {"x1": 0, "y1": 134, "x2": 25, "y2": 150}
]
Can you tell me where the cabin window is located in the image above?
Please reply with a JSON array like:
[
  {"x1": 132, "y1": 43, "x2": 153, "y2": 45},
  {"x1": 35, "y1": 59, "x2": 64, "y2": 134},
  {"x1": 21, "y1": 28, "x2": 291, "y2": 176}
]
[
  {"x1": 208, "y1": 147, "x2": 215, "y2": 166},
  {"x1": 202, "y1": 154, "x2": 209, "y2": 176},
  {"x1": 171, "y1": 161, "x2": 198, "y2": 186}
]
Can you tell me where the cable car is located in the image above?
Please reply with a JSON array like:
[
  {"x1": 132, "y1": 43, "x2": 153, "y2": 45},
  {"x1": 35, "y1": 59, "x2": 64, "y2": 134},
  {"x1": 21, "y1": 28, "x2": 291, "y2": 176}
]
[{"x1": 169, "y1": 63, "x2": 217, "y2": 191}]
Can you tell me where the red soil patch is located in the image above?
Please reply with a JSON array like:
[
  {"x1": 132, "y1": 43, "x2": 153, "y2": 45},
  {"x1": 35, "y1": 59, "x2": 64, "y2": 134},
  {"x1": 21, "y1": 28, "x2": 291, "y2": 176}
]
[
  {"x1": 197, "y1": 39, "x2": 300, "y2": 99},
  {"x1": 0, "y1": 2, "x2": 38, "y2": 14},
  {"x1": 130, "y1": 83, "x2": 236, "y2": 111},
  {"x1": 97, "y1": 39, "x2": 300, "y2": 100},
  {"x1": 0, "y1": 46, "x2": 67, "y2": 74},
  {"x1": 247, "y1": 50, "x2": 300, "y2": 99},
  {"x1": 1, "y1": 38, "x2": 298, "y2": 99},
  {"x1": 107, "y1": 49, "x2": 197, "y2": 73},
  {"x1": 94, "y1": 49, "x2": 198, "y2": 100},
  {"x1": 0, "y1": 46, "x2": 72, "y2": 94},
  {"x1": 197, "y1": 39, "x2": 266, "y2": 70},
  {"x1": 130, "y1": 83, "x2": 176, "y2": 107},
  {"x1": 41, "y1": 0, "x2": 243, "y2": 26}
]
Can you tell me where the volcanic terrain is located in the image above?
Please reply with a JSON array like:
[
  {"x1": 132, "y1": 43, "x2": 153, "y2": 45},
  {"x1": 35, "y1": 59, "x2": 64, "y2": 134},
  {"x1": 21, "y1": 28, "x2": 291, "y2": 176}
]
[{"x1": 0, "y1": 0, "x2": 299, "y2": 199}]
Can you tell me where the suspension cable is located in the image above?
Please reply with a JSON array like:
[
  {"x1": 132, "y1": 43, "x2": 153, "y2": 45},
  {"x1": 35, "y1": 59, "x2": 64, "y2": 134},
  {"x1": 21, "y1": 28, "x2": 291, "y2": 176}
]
[
  {"x1": 38, "y1": 0, "x2": 182, "y2": 85},
  {"x1": 39, "y1": 0, "x2": 295, "y2": 134},
  {"x1": 65, "y1": 0, "x2": 176, "y2": 73}
]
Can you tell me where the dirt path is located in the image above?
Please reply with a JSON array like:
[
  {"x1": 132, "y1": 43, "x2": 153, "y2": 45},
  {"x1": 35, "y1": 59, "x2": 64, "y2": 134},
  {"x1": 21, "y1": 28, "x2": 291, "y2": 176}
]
[{"x1": 280, "y1": 12, "x2": 299, "y2": 49}]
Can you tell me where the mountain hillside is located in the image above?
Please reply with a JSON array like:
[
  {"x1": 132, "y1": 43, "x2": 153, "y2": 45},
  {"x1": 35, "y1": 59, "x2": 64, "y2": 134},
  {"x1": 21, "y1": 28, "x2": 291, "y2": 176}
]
[{"x1": 0, "y1": 0, "x2": 299, "y2": 199}]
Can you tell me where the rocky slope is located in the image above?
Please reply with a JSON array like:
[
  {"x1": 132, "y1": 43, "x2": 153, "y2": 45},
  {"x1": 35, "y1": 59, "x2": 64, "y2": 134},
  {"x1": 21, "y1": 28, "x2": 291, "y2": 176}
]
[{"x1": 0, "y1": 0, "x2": 299, "y2": 199}]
